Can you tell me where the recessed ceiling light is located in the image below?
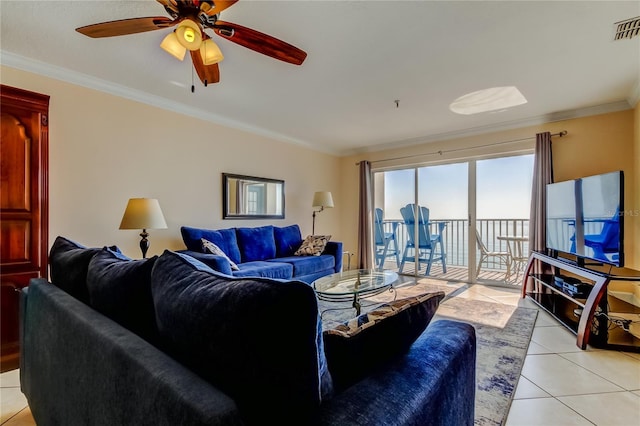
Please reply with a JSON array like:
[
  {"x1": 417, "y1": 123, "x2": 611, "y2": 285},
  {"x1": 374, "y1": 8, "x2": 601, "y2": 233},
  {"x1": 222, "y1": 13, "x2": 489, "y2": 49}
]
[{"x1": 449, "y1": 86, "x2": 527, "y2": 115}]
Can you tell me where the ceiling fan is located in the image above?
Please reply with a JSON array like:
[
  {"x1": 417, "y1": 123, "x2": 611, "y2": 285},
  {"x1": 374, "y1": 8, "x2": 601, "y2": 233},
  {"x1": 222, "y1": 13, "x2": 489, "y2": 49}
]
[{"x1": 75, "y1": 0, "x2": 307, "y2": 86}]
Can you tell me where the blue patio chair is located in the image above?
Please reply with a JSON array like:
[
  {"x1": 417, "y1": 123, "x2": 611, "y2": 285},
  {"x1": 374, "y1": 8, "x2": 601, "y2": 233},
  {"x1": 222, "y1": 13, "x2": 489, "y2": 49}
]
[
  {"x1": 399, "y1": 204, "x2": 447, "y2": 275},
  {"x1": 584, "y1": 209, "x2": 620, "y2": 261},
  {"x1": 374, "y1": 208, "x2": 400, "y2": 269}
]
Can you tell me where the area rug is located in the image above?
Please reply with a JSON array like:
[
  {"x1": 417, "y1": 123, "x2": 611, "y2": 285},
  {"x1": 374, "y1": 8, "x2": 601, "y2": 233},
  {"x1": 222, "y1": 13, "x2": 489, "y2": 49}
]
[
  {"x1": 436, "y1": 297, "x2": 538, "y2": 426},
  {"x1": 318, "y1": 282, "x2": 537, "y2": 426}
]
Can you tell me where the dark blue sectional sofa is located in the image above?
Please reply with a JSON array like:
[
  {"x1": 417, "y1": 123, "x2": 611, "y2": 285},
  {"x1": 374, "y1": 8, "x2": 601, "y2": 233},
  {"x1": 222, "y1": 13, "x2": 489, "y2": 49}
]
[
  {"x1": 20, "y1": 237, "x2": 477, "y2": 425},
  {"x1": 180, "y1": 224, "x2": 342, "y2": 283}
]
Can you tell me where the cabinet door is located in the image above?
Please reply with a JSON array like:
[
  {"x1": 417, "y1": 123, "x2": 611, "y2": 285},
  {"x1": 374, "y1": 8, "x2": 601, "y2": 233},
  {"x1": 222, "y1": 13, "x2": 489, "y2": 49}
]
[{"x1": 0, "y1": 85, "x2": 49, "y2": 372}]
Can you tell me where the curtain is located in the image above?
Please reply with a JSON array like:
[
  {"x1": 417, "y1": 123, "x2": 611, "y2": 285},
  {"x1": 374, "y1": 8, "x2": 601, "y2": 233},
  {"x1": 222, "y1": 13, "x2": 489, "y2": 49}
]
[
  {"x1": 528, "y1": 132, "x2": 553, "y2": 283},
  {"x1": 357, "y1": 160, "x2": 374, "y2": 269}
]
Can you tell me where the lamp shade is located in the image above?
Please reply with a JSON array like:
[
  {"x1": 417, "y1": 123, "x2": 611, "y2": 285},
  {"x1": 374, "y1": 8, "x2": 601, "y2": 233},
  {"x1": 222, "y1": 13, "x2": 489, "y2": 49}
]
[
  {"x1": 176, "y1": 19, "x2": 202, "y2": 51},
  {"x1": 312, "y1": 191, "x2": 334, "y2": 209},
  {"x1": 200, "y1": 38, "x2": 224, "y2": 65},
  {"x1": 119, "y1": 198, "x2": 168, "y2": 230},
  {"x1": 160, "y1": 32, "x2": 187, "y2": 61}
]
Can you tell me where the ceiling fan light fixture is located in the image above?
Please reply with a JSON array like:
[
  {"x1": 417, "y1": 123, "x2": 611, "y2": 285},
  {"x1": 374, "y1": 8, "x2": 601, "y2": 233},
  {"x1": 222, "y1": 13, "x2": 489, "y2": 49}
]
[
  {"x1": 176, "y1": 19, "x2": 202, "y2": 51},
  {"x1": 200, "y1": 39, "x2": 224, "y2": 65},
  {"x1": 160, "y1": 31, "x2": 187, "y2": 60}
]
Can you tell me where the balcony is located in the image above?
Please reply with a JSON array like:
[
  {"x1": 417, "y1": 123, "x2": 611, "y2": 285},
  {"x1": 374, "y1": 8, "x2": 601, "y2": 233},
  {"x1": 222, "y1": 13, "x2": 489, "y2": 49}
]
[{"x1": 376, "y1": 218, "x2": 530, "y2": 285}]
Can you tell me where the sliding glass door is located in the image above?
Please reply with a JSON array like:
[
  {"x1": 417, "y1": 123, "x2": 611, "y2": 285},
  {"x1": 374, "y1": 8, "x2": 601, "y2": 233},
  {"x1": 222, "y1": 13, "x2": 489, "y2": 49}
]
[
  {"x1": 373, "y1": 154, "x2": 533, "y2": 284},
  {"x1": 476, "y1": 155, "x2": 533, "y2": 283}
]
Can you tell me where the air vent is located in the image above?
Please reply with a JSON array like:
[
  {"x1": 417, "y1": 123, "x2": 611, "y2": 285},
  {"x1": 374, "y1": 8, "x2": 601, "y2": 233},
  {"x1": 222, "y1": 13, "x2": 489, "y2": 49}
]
[{"x1": 614, "y1": 16, "x2": 640, "y2": 40}]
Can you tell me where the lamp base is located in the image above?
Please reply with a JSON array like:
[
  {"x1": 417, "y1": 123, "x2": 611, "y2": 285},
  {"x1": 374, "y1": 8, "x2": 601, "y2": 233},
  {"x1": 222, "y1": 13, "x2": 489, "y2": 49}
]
[{"x1": 139, "y1": 229, "x2": 149, "y2": 259}]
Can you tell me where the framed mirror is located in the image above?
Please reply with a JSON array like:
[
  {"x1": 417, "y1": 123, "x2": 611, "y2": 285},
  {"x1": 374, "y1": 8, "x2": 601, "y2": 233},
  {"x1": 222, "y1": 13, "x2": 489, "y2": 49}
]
[{"x1": 222, "y1": 173, "x2": 285, "y2": 219}]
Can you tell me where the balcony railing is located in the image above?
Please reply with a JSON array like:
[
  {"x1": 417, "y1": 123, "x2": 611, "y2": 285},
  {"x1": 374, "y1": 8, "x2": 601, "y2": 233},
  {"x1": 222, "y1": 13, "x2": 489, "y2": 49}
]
[{"x1": 379, "y1": 218, "x2": 530, "y2": 282}]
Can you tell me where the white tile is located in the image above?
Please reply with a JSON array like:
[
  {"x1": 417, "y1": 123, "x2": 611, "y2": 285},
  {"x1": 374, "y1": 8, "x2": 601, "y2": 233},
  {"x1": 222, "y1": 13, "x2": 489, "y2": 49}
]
[
  {"x1": 469, "y1": 284, "x2": 520, "y2": 298},
  {"x1": 560, "y1": 351, "x2": 640, "y2": 391},
  {"x1": 558, "y1": 391, "x2": 640, "y2": 426},
  {"x1": 0, "y1": 387, "x2": 28, "y2": 424},
  {"x1": 530, "y1": 326, "x2": 582, "y2": 353},
  {"x1": 0, "y1": 369, "x2": 20, "y2": 388},
  {"x1": 513, "y1": 376, "x2": 551, "y2": 399},
  {"x1": 533, "y1": 310, "x2": 560, "y2": 327},
  {"x1": 488, "y1": 293, "x2": 523, "y2": 306},
  {"x1": 527, "y1": 341, "x2": 554, "y2": 355},
  {"x1": 2, "y1": 407, "x2": 36, "y2": 426},
  {"x1": 623, "y1": 352, "x2": 640, "y2": 362},
  {"x1": 521, "y1": 354, "x2": 624, "y2": 396},
  {"x1": 449, "y1": 289, "x2": 495, "y2": 303},
  {"x1": 505, "y1": 397, "x2": 593, "y2": 425}
]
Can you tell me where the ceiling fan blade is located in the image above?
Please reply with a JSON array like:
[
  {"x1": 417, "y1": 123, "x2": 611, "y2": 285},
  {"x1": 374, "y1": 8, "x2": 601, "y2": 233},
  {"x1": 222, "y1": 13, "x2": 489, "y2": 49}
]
[
  {"x1": 203, "y1": 0, "x2": 239, "y2": 16},
  {"x1": 76, "y1": 17, "x2": 178, "y2": 38},
  {"x1": 156, "y1": 0, "x2": 179, "y2": 15},
  {"x1": 213, "y1": 21, "x2": 307, "y2": 65},
  {"x1": 190, "y1": 50, "x2": 221, "y2": 86}
]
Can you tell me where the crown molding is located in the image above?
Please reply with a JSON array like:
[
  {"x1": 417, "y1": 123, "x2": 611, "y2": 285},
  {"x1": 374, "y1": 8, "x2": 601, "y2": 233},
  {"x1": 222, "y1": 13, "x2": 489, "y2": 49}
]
[
  {"x1": 0, "y1": 51, "x2": 339, "y2": 155},
  {"x1": 2, "y1": 51, "x2": 635, "y2": 159},
  {"x1": 628, "y1": 79, "x2": 640, "y2": 108},
  {"x1": 342, "y1": 100, "x2": 633, "y2": 156}
]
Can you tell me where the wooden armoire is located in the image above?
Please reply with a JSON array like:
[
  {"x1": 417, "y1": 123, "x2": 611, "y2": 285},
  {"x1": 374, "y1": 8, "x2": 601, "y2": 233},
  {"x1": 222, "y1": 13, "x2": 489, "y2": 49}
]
[{"x1": 1, "y1": 85, "x2": 50, "y2": 372}]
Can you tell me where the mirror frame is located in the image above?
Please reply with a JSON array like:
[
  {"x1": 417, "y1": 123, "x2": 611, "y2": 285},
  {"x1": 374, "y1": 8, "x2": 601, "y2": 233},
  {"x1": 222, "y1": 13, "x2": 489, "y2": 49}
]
[{"x1": 222, "y1": 173, "x2": 285, "y2": 219}]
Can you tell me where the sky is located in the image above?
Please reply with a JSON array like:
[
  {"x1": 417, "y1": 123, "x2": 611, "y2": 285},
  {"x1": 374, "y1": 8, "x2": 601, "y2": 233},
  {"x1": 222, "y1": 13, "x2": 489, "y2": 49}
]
[{"x1": 381, "y1": 154, "x2": 535, "y2": 220}]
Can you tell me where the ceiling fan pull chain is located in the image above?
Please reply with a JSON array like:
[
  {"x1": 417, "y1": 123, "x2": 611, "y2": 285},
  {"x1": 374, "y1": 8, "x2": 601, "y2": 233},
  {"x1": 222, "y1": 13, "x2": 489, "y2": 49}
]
[{"x1": 191, "y1": 65, "x2": 195, "y2": 93}]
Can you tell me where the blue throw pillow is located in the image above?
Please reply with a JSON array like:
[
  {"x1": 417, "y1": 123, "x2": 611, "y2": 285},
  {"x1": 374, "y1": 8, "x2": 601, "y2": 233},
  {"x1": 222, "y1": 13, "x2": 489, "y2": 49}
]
[
  {"x1": 236, "y1": 225, "x2": 276, "y2": 262},
  {"x1": 274, "y1": 225, "x2": 303, "y2": 257},
  {"x1": 180, "y1": 226, "x2": 241, "y2": 264},
  {"x1": 49, "y1": 236, "x2": 117, "y2": 304},
  {"x1": 86, "y1": 248, "x2": 159, "y2": 344},
  {"x1": 151, "y1": 250, "x2": 333, "y2": 424},
  {"x1": 323, "y1": 291, "x2": 445, "y2": 391}
]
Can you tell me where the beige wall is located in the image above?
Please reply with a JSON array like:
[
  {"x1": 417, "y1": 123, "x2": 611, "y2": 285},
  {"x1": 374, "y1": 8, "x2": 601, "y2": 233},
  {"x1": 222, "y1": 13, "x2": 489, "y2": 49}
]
[
  {"x1": 3, "y1": 65, "x2": 637, "y2": 270},
  {"x1": 1, "y1": 66, "x2": 343, "y2": 259},
  {"x1": 340, "y1": 109, "x2": 639, "y2": 272},
  {"x1": 634, "y1": 101, "x2": 640, "y2": 269}
]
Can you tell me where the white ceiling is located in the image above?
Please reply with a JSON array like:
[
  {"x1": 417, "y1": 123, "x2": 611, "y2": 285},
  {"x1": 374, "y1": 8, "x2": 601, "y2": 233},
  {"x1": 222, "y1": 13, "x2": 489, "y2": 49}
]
[{"x1": 1, "y1": 1, "x2": 639, "y2": 156}]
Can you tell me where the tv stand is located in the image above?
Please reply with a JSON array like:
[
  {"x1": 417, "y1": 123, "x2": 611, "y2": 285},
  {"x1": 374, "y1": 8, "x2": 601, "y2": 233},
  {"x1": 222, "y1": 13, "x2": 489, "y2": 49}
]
[{"x1": 522, "y1": 252, "x2": 639, "y2": 352}]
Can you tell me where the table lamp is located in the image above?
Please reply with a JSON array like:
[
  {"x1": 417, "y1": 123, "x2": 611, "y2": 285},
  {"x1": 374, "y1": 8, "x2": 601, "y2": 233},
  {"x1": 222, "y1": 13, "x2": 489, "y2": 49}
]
[
  {"x1": 312, "y1": 191, "x2": 334, "y2": 235},
  {"x1": 119, "y1": 198, "x2": 167, "y2": 258}
]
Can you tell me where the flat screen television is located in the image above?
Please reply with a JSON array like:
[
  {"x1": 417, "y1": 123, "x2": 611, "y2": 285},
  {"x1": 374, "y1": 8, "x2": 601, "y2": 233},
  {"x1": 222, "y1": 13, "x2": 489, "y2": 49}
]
[{"x1": 546, "y1": 171, "x2": 624, "y2": 267}]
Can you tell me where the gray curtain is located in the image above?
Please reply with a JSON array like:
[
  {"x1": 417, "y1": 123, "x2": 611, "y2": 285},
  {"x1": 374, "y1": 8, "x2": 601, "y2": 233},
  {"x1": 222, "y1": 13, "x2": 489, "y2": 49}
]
[
  {"x1": 357, "y1": 160, "x2": 374, "y2": 269},
  {"x1": 529, "y1": 132, "x2": 553, "y2": 252},
  {"x1": 528, "y1": 132, "x2": 553, "y2": 281}
]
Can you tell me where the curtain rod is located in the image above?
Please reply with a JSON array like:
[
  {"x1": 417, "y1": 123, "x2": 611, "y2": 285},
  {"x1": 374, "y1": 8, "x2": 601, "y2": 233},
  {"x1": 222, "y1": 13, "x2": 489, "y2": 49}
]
[{"x1": 355, "y1": 130, "x2": 567, "y2": 166}]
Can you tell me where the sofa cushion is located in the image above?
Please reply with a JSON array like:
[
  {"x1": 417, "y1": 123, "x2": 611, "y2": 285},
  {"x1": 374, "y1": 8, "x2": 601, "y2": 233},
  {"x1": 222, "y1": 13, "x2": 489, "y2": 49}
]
[
  {"x1": 233, "y1": 261, "x2": 293, "y2": 280},
  {"x1": 201, "y1": 238, "x2": 239, "y2": 271},
  {"x1": 151, "y1": 250, "x2": 333, "y2": 424},
  {"x1": 323, "y1": 291, "x2": 444, "y2": 391},
  {"x1": 295, "y1": 235, "x2": 331, "y2": 256},
  {"x1": 86, "y1": 248, "x2": 159, "y2": 343},
  {"x1": 268, "y1": 255, "x2": 335, "y2": 277},
  {"x1": 236, "y1": 225, "x2": 276, "y2": 262},
  {"x1": 49, "y1": 236, "x2": 110, "y2": 303},
  {"x1": 180, "y1": 226, "x2": 241, "y2": 264},
  {"x1": 273, "y1": 225, "x2": 303, "y2": 257}
]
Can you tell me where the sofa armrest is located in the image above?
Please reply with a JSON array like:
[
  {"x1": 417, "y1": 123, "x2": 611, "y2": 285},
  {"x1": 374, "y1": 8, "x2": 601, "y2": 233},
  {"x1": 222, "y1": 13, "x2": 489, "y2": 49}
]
[
  {"x1": 323, "y1": 241, "x2": 343, "y2": 272},
  {"x1": 317, "y1": 320, "x2": 476, "y2": 426},
  {"x1": 21, "y1": 279, "x2": 243, "y2": 426},
  {"x1": 177, "y1": 250, "x2": 233, "y2": 275}
]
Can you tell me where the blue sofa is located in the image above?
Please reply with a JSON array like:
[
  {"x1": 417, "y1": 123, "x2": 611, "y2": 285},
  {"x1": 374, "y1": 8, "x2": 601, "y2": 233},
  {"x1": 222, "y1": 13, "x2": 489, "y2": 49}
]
[
  {"x1": 20, "y1": 237, "x2": 477, "y2": 425},
  {"x1": 180, "y1": 224, "x2": 342, "y2": 283}
]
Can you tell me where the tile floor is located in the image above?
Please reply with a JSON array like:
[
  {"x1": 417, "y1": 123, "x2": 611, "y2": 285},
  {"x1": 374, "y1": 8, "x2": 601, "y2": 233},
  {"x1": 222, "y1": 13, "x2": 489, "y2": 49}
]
[{"x1": 1, "y1": 284, "x2": 639, "y2": 425}]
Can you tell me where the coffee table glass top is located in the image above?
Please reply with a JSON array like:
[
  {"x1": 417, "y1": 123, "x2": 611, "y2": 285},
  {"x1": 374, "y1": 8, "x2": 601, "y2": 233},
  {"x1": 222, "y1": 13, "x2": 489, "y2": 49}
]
[{"x1": 313, "y1": 269, "x2": 399, "y2": 297}]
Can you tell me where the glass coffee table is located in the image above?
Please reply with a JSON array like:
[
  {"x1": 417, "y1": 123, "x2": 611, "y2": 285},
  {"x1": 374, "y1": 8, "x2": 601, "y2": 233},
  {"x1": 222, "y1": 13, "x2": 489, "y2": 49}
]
[{"x1": 312, "y1": 269, "x2": 399, "y2": 315}]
